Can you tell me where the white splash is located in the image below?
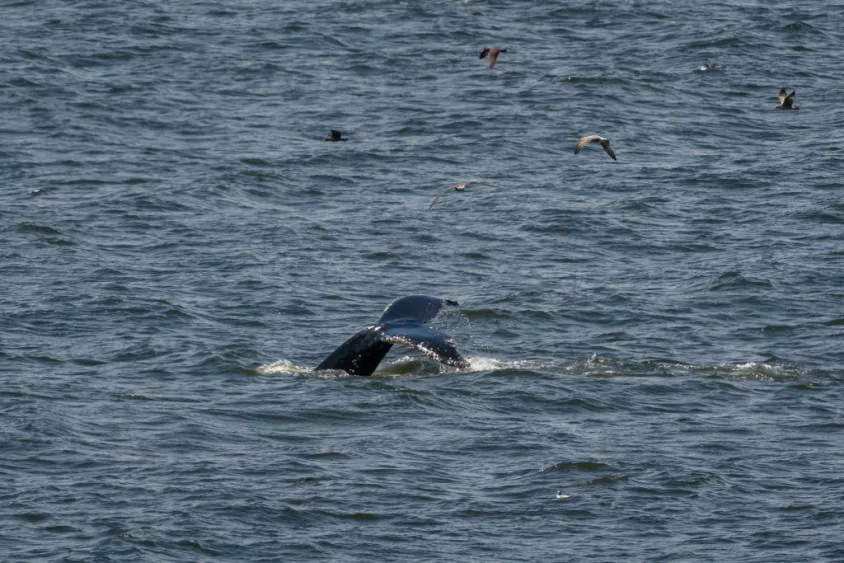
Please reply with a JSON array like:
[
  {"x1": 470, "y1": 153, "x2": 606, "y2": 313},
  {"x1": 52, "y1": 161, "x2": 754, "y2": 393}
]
[{"x1": 256, "y1": 359, "x2": 314, "y2": 376}]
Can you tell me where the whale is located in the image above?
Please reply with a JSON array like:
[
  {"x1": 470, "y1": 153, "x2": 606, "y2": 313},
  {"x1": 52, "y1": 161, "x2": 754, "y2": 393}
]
[{"x1": 316, "y1": 295, "x2": 470, "y2": 376}]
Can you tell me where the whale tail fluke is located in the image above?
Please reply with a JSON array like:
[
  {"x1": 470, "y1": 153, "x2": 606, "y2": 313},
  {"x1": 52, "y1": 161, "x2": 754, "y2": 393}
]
[
  {"x1": 315, "y1": 326, "x2": 392, "y2": 376},
  {"x1": 316, "y1": 296, "x2": 467, "y2": 376},
  {"x1": 378, "y1": 295, "x2": 458, "y2": 324},
  {"x1": 381, "y1": 324, "x2": 469, "y2": 369}
]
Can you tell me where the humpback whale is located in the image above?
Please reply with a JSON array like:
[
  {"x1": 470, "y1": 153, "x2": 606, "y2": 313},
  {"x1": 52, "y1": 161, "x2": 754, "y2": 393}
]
[{"x1": 316, "y1": 295, "x2": 470, "y2": 376}]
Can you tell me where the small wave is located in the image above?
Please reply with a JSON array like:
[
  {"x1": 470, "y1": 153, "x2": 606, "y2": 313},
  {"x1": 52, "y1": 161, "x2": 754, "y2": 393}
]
[
  {"x1": 116, "y1": 393, "x2": 155, "y2": 401},
  {"x1": 19, "y1": 512, "x2": 48, "y2": 522},
  {"x1": 545, "y1": 460, "x2": 607, "y2": 473},
  {"x1": 564, "y1": 76, "x2": 627, "y2": 85},
  {"x1": 780, "y1": 504, "x2": 816, "y2": 511},
  {"x1": 460, "y1": 308, "x2": 507, "y2": 319},
  {"x1": 17, "y1": 222, "x2": 61, "y2": 234},
  {"x1": 692, "y1": 361, "x2": 804, "y2": 381},
  {"x1": 582, "y1": 475, "x2": 629, "y2": 486},
  {"x1": 709, "y1": 271, "x2": 772, "y2": 291},
  {"x1": 253, "y1": 355, "x2": 804, "y2": 382}
]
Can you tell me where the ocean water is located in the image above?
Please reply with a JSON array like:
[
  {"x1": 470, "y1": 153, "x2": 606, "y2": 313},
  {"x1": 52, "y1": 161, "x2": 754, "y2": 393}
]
[{"x1": 3, "y1": 0, "x2": 844, "y2": 560}]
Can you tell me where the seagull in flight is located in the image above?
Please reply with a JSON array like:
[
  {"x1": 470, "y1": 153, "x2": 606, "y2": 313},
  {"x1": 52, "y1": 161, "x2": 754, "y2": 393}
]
[
  {"x1": 429, "y1": 182, "x2": 475, "y2": 209},
  {"x1": 574, "y1": 135, "x2": 617, "y2": 161},
  {"x1": 775, "y1": 88, "x2": 799, "y2": 110},
  {"x1": 479, "y1": 46, "x2": 507, "y2": 69}
]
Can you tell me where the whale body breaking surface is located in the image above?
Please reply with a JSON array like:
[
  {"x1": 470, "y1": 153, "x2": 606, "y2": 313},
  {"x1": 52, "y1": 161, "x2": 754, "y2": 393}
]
[{"x1": 316, "y1": 295, "x2": 469, "y2": 376}]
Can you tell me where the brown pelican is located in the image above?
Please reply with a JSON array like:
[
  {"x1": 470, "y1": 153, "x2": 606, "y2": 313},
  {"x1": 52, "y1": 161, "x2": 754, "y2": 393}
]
[
  {"x1": 775, "y1": 88, "x2": 799, "y2": 110},
  {"x1": 429, "y1": 182, "x2": 474, "y2": 209},
  {"x1": 479, "y1": 46, "x2": 506, "y2": 69},
  {"x1": 574, "y1": 135, "x2": 617, "y2": 161},
  {"x1": 325, "y1": 130, "x2": 348, "y2": 142}
]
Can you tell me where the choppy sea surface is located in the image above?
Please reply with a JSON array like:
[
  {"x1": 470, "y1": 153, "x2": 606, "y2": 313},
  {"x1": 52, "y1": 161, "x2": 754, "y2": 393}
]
[{"x1": 3, "y1": 0, "x2": 844, "y2": 560}]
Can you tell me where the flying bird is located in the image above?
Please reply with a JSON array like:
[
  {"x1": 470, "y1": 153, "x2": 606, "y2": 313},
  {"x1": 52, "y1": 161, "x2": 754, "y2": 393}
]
[
  {"x1": 479, "y1": 46, "x2": 507, "y2": 69},
  {"x1": 698, "y1": 63, "x2": 716, "y2": 72},
  {"x1": 574, "y1": 135, "x2": 617, "y2": 161},
  {"x1": 775, "y1": 88, "x2": 799, "y2": 110},
  {"x1": 325, "y1": 130, "x2": 348, "y2": 142},
  {"x1": 429, "y1": 182, "x2": 474, "y2": 209}
]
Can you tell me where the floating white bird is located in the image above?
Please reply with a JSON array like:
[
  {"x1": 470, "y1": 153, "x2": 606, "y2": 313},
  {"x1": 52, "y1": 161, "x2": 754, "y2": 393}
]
[
  {"x1": 574, "y1": 135, "x2": 617, "y2": 161},
  {"x1": 479, "y1": 46, "x2": 507, "y2": 69},
  {"x1": 429, "y1": 182, "x2": 474, "y2": 209},
  {"x1": 775, "y1": 88, "x2": 799, "y2": 110},
  {"x1": 556, "y1": 490, "x2": 570, "y2": 500}
]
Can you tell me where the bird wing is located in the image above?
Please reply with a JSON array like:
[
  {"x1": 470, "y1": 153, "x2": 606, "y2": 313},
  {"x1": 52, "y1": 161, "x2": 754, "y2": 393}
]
[
  {"x1": 600, "y1": 139, "x2": 617, "y2": 160},
  {"x1": 429, "y1": 188, "x2": 449, "y2": 209},
  {"x1": 778, "y1": 88, "x2": 787, "y2": 104},
  {"x1": 479, "y1": 47, "x2": 489, "y2": 59},
  {"x1": 784, "y1": 90, "x2": 796, "y2": 108},
  {"x1": 574, "y1": 135, "x2": 600, "y2": 154},
  {"x1": 428, "y1": 186, "x2": 459, "y2": 209}
]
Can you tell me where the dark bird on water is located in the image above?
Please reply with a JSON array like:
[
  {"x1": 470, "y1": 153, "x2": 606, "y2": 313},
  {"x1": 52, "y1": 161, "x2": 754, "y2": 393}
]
[
  {"x1": 480, "y1": 46, "x2": 506, "y2": 69},
  {"x1": 429, "y1": 182, "x2": 474, "y2": 209},
  {"x1": 698, "y1": 63, "x2": 716, "y2": 72},
  {"x1": 574, "y1": 135, "x2": 617, "y2": 161},
  {"x1": 775, "y1": 88, "x2": 799, "y2": 110},
  {"x1": 325, "y1": 130, "x2": 348, "y2": 142}
]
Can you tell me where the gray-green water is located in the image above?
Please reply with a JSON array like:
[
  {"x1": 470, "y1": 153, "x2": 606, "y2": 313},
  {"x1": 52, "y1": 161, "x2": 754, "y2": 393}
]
[{"x1": 3, "y1": 1, "x2": 844, "y2": 560}]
